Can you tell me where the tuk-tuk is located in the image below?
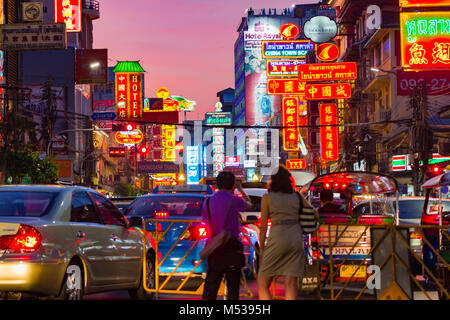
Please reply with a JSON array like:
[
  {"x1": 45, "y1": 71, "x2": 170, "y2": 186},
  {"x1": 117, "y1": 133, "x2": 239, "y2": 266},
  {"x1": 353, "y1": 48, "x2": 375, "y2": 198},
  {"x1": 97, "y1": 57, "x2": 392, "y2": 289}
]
[
  {"x1": 300, "y1": 171, "x2": 399, "y2": 283},
  {"x1": 422, "y1": 172, "x2": 450, "y2": 289}
]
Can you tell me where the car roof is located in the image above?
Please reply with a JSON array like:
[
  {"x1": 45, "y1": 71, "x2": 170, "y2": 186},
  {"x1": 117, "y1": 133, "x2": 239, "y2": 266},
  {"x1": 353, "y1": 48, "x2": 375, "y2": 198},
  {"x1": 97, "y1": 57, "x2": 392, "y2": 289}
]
[
  {"x1": 0, "y1": 184, "x2": 93, "y2": 193},
  {"x1": 139, "y1": 193, "x2": 206, "y2": 199}
]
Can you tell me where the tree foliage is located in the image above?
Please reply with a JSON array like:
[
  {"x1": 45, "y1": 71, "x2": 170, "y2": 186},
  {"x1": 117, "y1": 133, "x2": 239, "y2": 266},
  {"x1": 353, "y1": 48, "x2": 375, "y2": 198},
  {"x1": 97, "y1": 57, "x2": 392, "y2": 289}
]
[{"x1": 114, "y1": 183, "x2": 139, "y2": 197}]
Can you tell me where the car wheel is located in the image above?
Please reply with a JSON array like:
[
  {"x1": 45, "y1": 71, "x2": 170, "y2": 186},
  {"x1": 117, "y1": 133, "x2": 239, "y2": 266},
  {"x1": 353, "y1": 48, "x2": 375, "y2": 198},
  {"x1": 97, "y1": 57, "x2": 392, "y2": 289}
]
[
  {"x1": 129, "y1": 251, "x2": 155, "y2": 300},
  {"x1": 247, "y1": 245, "x2": 259, "y2": 279},
  {"x1": 56, "y1": 262, "x2": 84, "y2": 300}
]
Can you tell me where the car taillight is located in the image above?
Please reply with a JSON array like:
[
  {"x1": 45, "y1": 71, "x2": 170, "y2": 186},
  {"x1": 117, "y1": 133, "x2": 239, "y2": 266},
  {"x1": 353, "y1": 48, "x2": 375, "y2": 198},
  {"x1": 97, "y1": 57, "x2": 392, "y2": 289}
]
[
  {"x1": 181, "y1": 224, "x2": 208, "y2": 241},
  {"x1": 0, "y1": 225, "x2": 41, "y2": 253},
  {"x1": 154, "y1": 211, "x2": 168, "y2": 218},
  {"x1": 410, "y1": 232, "x2": 422, "y2": 240},
  {"x1": 255, "y1": 218, "x2": 272, "y2": 228},
  {"x1": 357, "y1": 216, "x2": 393, "y2": 225}
]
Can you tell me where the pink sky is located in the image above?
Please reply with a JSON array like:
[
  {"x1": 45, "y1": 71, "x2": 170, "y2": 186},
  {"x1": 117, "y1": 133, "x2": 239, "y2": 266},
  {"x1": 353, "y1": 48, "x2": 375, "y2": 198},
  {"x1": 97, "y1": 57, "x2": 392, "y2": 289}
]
[{"x1": 93, "y1": 1, "x2": 316, "y2": 121}]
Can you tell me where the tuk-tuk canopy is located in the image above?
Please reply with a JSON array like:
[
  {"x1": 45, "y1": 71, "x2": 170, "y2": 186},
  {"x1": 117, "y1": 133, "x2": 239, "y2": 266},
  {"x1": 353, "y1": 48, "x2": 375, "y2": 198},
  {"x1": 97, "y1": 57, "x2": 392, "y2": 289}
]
[
  {"x1": 301, "y1": 171, "x2": 398, "y2": 195},
  {"x1": 423, "y1": 172, "x2": 450, "y2": 189}
]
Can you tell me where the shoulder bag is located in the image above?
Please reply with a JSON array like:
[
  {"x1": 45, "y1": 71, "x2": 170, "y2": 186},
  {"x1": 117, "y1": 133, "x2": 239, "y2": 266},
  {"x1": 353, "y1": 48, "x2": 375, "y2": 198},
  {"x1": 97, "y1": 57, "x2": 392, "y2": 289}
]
[
  {"x1": 296, "y1": 192, "x2": 319, "y2": 234},
  {"x1": 199, "y1": 196, "x2": 233, "y2": 260}
]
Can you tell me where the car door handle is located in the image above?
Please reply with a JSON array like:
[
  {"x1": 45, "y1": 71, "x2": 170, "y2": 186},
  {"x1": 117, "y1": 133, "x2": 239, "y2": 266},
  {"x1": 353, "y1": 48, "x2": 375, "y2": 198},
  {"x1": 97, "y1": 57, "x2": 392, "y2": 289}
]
[
  {"x1": 110, "y1": 234, "x2": 119, "y2": 241},
  {"x1": 76, "y1": 231, "x2": 86, "y2": 239}
]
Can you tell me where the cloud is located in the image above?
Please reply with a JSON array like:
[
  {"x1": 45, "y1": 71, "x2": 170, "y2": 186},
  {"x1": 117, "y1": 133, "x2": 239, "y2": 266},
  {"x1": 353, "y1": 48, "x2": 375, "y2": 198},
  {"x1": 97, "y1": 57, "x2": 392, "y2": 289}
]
[{"x1": 303, "y1": 16, "x2": 337, "y2": 43}]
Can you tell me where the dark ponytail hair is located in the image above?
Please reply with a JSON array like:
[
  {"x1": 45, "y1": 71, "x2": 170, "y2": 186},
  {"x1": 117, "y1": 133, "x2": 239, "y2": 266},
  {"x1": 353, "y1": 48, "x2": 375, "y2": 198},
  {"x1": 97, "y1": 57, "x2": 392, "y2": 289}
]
[{"x1": 268, "y1": 165, "x2": 295, "y2": 194}]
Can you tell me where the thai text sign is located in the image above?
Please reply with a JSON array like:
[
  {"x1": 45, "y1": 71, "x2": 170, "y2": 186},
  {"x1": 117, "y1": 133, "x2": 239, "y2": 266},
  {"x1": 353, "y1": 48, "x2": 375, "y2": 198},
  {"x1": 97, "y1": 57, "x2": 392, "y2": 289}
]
[
  {"x1": 205, "y1": 112, "x2": 232, "y2": 126},
  {"x1": 266, "y1": 60, "x2": 305, "y2": 77},
  {"x1": 54, "y1": 0, "x2": 81, "y2": 33},
  {"x1": 400, "y1": 11, "x2": 450, "y2": 70},
  {"x1": 282, "y1": 97, "x2": 300, "y2": 151},
  {"x1": 137, "y1": 161, "x2": 179, "y2": 174},
  {"x1": 286, "y1": 159, "x2": 306, "y2": 170},
  {"x1": 115, "y1": 130, "x2": 144, "y2": 145},
  {"x1": 267, "y1": 78, "x2": 307, "y2": 95},
  {"x1": 115, "y1": 72, "x2": 143, "y2": 120},
  {"x1": 0, "y1": 23, "x2": 66, "y2": 50},
  {"x1": 306, "y1": 83, "x2": 351, "y2": 100},
  {"x1": 298, "y1": 62, "x2": 357, "y2": 81},
  {"x1": 319, "y1": 103, "x2": 339, "y2": 161},
  {"x1": 262, "y1": 40, "x2": 315, "y2": 59}
]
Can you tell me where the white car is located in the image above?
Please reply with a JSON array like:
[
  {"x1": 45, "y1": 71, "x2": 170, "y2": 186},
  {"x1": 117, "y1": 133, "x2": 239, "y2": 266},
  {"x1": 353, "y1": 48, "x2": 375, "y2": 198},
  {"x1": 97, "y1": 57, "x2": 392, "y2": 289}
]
[{"x1": 236, "y1": 188, "x2": 267, "y2": 221}]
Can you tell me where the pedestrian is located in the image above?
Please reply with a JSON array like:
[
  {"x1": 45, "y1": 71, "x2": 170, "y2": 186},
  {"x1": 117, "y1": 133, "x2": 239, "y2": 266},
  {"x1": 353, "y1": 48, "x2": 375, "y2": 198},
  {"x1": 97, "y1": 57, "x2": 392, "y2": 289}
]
[
  {"x1": 318, "y1": 189, "x2": 347, "y2": 214},
  {"x1": 201, "y1": 171, "x2": 252, "y2": 300},
  {"x1": 257, "y1": 165, "x2": 317, "y2": 300}
]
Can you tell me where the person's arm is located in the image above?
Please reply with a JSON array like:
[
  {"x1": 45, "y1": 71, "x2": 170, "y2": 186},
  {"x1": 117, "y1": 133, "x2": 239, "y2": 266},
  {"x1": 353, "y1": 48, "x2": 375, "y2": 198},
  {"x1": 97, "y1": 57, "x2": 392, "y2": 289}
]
[
  {"x1": 259, "y1": 194, "x2": 270, "y2": 253},
  {"x1": 235, "y1": 181, "x2": 252, "y2": 210}
]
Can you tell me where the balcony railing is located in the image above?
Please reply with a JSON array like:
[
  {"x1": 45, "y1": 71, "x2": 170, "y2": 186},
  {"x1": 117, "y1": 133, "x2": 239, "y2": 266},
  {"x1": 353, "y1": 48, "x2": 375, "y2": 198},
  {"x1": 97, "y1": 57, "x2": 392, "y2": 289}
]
[{"x1": 82, "y1": 0, "x2": 99, "y2": 11}]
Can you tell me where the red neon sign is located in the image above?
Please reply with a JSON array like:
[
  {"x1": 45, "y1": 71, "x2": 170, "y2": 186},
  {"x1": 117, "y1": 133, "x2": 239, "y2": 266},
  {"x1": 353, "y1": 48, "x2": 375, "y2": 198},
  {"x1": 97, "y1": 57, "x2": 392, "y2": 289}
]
[
  {"x1": 128, "y1": 73, "x2": 143, "y2": 120},
  {"x1": 266, "y1": 60, "x2": 305, "y2": 77},
  {"x1": 267, "y1": 79, "x2": 307, "y2": 95},
  {"x1": 115, "y1": 73, "x2": 143, "y2": 120},
  {"x1": 298, "y1": 62, "x2": 357, "y2": 82},
  {"x1": 54, "y1": 0, "x2": 82, "y2": 33},
  {"x1": 316, "y1": 43, "x2": 339, "y2": 62},
  {"x1": 280, "y1": 23, "x2": 300, "y2": 40},
  {"x1": 399, "y1": 0, "x2": 450, "y2": 7},
  {"x1": 282, "y1": 97, "x2": 300, "y2": 151},
  {"x1": 115, "y1": 73, "x2": 128, "y2": 120},
  {"x1": 305, "y1": 83, "x2": 352, "y2": 100},
  {"x1": 319, "y1": 103, "x2": 339, "y2": 162},
  {"x1": 286, "y1": 159, "x2": 306, "y2": 170},
  {"x1": 115, "y1": 130, "x2": 144, "y2": 145}
]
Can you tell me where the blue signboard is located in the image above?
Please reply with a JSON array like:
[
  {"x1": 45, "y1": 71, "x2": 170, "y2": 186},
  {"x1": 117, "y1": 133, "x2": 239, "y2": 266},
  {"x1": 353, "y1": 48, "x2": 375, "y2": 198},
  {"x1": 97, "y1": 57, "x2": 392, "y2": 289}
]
[
  {"x1": 91, "y1": 112, "x2": 117, "y2": 121},
  {"x1": 186, "y1": 146, "x2": 200, "y2": 184}
]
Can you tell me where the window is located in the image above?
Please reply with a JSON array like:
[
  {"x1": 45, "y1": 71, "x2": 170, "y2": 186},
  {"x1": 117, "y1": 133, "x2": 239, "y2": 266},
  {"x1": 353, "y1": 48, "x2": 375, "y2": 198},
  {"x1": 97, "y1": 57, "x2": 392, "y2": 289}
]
[
  {"x1": 382, "y1": 35, "x2": 390, "y2": 62},
  {"x1": 71, "y1": 192, "x2": 101, "y2": 223},
  {"x1": 90, "y1": 193, "x2": 126, "y2": 227},
  {"x1": 374, "y1": 45, "x2": 381, "y2": 67},
  {"x1": 0, "y1": 191, "x2": 57, "y2": 217},
  {"x1": 126, "y1": 196, "x2": 204, "y2": 217}
]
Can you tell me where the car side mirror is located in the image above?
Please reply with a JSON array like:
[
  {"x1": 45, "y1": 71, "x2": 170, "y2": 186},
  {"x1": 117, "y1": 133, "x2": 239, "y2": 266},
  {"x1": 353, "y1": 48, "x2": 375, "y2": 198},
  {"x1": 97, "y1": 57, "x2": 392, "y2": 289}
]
[{"x1": 128, "y1": 216, "x2": 144, "y2": 228}]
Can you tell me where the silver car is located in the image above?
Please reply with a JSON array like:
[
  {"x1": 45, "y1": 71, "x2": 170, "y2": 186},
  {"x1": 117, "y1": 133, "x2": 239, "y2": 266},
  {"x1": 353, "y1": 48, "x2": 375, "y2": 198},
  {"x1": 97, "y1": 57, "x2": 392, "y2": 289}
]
[{"x1": 0, "y1": 185, "x2": 154, "y2": 300}]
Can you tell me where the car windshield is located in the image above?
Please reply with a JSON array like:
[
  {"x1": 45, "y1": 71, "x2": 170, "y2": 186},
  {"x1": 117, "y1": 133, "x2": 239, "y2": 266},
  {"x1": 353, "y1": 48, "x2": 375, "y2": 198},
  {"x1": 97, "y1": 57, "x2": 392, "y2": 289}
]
[
  {"x1": 126, "y1": 196, "x2": 204, "y2": 217},
  {"x1": 0, "y1": 191, "x2": 58, "y2": 217}
]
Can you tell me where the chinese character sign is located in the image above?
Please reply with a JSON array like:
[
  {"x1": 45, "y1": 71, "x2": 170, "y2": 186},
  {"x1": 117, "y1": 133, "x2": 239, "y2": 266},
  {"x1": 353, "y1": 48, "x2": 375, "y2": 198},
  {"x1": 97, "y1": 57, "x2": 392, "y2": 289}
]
[
  {"x1": 115, "y1": 72, "x2": 143, "y2": 120},
  {"x1": 286, "y1": 159, "x2": 306, "y2": 170},
  {"x1": 298, "y1": 62, "x2": 357, "y2": 81},
  {"x1": 400, "y1": 11, "x2": 450, "y2": 70},
  {"x1": 306, "y1": 83, "x2": 351, "y2": 100},
  {"x1": 54, "y1": 0, "x2": 81, "y2": 33},
  {"x1": 282, "y1": 97, "x2": 300, "y2": 151},
  {"x1": 319, "y1": 103, "x2": 338, "y2": 162},
  {"x1": 266, "y1": 60, "x2": 306, "y2": 77},
  {"x1": 267, "y1": 79, "x2": 307, "y2": 95}
]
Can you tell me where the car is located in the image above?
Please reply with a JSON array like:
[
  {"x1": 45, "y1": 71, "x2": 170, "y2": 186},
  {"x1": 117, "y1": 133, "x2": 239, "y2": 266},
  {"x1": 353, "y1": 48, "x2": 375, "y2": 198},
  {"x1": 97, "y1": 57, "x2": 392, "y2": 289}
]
[
  {"x1": 0, "y1": 185, "x2": 154, "y2": 300},
  {"x1": 124, "y1": 187, "x2": 260, "y2": 278},
  {"x1": 110, "y1": 196, "x2": 136, "y2": 213}
]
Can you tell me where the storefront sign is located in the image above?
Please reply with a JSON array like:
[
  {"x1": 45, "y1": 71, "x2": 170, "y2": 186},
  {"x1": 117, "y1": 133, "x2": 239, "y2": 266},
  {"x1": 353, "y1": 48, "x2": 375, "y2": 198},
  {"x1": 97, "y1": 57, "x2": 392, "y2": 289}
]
[
  {"x1": 399, "y1": 0, "x2": 450, "y2": 7},
  {"x1": 306, "y1": 83, "x2": 352, "y2": 100},
  {"x1": 54, "y1": 0, "x2": 81, "y2": 33},
  {"x1": 282, "y1": 97, "x2": 300, "y2": 151},
  {"x1": 205, "y1": 112, "x2": 232, "y2": 126},
  {"x1": 267, "y1": 78, "x2": 307, "y2": 95},
  {"x1": 22, "y1": 2, "x2": 43, "y2": 22},
  {"x1": 186, "y1": 146, "x2": 200, "y2": 185},
  {"x1": 319, "y1": 103, "x2": 339, "y2": 161},
  {"x1": 137, "y1": 161, "x2": 179, "y2": 174},
  {"x1": 397, "y1": 70, "x2": 450, "y2": 95},
  {"x1": 316, "y1": 43, "x2": 339, "y2": 62},
  {"x1": 115, "y1": 130, "x2": 144, "y2": 145},
  {"x1": 266, "y1": 60, "x2": 305, "y2": 77},
  {"x1": 225, "y1": 156, "x2": 240, "y2": 167},
  {"x1": 298, "y1": 62, "x2": 357, "y2": 81},
  {"x1": 0, "y1": 23, "x2": 66, "y2": 50},
  {"x1": 304, "y1": 16, "x2": 337, "y2": 43},
  {"x1": 400, "y1": 11, "x2": 450, "y2": 70},
  {"x1": 156, "y1": 87, "x2": 169, "y2": 99},
  {"x1": 286, "y1": 159, "x2": 306, "y2": 170},
  {"x1": 280, "y1": 23, "x2": 300, "y2": 40},
  {"x1": 75, "y1": 49, "x2": 108, "y2": 84},
  {"x1": 262, "y1": 40, "x2": 315, "y2": 59},
  {"x1": 114, "y1": 72, "x2": 143, "y2": 120}
]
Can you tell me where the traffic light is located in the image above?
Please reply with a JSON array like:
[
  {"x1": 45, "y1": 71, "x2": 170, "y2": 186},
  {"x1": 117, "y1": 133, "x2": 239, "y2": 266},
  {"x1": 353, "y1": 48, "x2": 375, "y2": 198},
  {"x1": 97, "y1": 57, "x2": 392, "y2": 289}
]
[
  {"x1": 112, "y1": 123, "x2": 136, "y2": 131},
  {"x1": 139, "y1": 145, "x2": 149, "y2": 155},
  {"x1": 431, "y1": 165, "x2": 443, "y2": 176},
  {"x1": 109, "y1": 147, "x2": 126, "y2": 157}
]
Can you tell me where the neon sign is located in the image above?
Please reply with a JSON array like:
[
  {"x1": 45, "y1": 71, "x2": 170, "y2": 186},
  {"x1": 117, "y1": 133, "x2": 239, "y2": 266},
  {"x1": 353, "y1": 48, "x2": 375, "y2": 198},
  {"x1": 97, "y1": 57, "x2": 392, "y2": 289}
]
[
  {"x1": 267, "y1": 79, "x2": 307, "y2": 95},
  {"x1": 266, "y1": 60, "x2": 305, "y2": 77},
  {"x1": 54, "y1": 0, "x2": 81, "y2": 33},
  {"x1": 316, "y1": 43, "x2": 339, "y2": 62},
  {"x1": 319, "y1": 103, "x2": 338, "y2": 162},
  {"x1": 286, "y1": 159, "x2": 306, "y2": 170},
  {"x1": 280, "y1": 23, "x2": 300, "y2": 40},
  {"x1": 298, "y1": 62, "x2": 357, "y2": 81},
  {"x1": 262, "y1": 40, "x2": 315, "y2": 59},
  {"x1": 305, "y1": 83, "x2": 352, "y2": 100},
  {"x1": 399, "y1": 0, "x2": 450, "y2": 7},
  {"x1": 114, "y1": 72, "x2": 143, "y2": 120},
  {"x1": 115, "y1": 130, "x2": 144, "y2": 145},
  {"x1": 282, "y1": 97, "x2": 300, "y2": 151},
  {"x1": 400, "y1": 11, "x2": 450, "y2": 69}
]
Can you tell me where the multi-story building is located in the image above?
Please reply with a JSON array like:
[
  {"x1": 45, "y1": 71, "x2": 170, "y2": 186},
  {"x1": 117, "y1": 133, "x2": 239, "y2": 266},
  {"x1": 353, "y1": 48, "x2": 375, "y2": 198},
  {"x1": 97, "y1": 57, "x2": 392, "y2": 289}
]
[
  {"x1": 5, "y1": 0, "x2": 101, "y2": 184},
  {"x1": 331, "y1": 0, "x2": 450, "y2": 194}
]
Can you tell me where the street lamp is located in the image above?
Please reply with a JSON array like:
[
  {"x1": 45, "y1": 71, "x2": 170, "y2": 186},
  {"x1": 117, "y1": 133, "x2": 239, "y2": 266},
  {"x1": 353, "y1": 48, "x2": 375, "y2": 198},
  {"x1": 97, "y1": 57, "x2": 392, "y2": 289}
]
[{"x1": 370, "y1": 67, "x2": 397, "y2": 76}]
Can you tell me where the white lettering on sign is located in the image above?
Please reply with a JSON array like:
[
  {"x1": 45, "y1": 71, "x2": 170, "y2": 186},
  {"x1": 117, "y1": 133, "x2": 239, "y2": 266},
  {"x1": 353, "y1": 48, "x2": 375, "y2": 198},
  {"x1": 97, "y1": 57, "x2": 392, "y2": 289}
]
[{"x1": 366, "y1": 5, "x2": 381, "y2": 30}]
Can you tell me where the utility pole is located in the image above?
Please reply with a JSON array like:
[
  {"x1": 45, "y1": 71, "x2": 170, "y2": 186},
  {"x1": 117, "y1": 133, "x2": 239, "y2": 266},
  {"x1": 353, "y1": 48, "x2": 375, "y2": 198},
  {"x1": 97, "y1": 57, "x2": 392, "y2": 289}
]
[{"x1": 410, "y1": 86, "x2": 421, "y2": 196}]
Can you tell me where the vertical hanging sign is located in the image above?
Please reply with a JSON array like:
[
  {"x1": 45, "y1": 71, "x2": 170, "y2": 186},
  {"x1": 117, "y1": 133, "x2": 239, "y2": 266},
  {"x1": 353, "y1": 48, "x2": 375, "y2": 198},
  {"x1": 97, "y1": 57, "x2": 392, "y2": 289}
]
[
  {"x1": 115, "y1": 73, "x2": 128, "y2": 120},
  {"x1": 128, "y1": 73, "x2": 142, "y2": 120},
  {"x1": 282, "y1": 97, "x2": 300, "y2": 151},
  {"x1": 319, "y1": 103, "x2": 339, "y2": 161},
  {"x1": 54, "y1": 0, "x2": 82, "y2": 33}
]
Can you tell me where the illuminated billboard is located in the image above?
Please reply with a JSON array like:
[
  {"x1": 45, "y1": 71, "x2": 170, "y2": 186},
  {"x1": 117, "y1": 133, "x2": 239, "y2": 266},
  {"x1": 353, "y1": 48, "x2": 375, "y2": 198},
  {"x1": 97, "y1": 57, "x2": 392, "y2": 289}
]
[
  {"x1": 298, "y1": 62, "x2": 357, "y2": 82},
  {"x1": 306, "y1": 83, "x2": 352, "y2": 100},
  {"x1": 54, "y1": 0, "x2": 81, "y2": 33},
  {"x1": 262, "y1": 40, "x2": 315, "y2": 59},
  {"x1": 316, "y1": 43, "x2": 339, "y2": 62},
  {"x1": 400, "y1": 11, "x2": 450, "y2": 70},
  {"x1": 114, "y1": 72, "x2": 143, "y2": 120},
  {"x1": 266, "y1": 60, "x2": 305, "y2": 77},
  {"x1": 282, "y1": 97, "x2": 300, "y2": 151},
  {"x1": 286, "y1": 159, "x2": 306, "y2": 170},
  {"x1": 399, "y1": 0, "x2": 450, "y2": 7},
  {"x1": 267, "y1": 79, "x2": 307, "y2": 95}
]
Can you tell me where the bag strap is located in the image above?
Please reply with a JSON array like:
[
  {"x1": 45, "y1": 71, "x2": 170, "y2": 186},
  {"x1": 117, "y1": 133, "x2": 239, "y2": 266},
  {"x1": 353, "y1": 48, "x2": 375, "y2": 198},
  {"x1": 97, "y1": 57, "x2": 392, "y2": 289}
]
[
  {"x1": 206, "y1": 196, "x2": 233, "y2": 236},
  {"x1": 296, "y1": 192, "x2": 304, "y2": 214}
]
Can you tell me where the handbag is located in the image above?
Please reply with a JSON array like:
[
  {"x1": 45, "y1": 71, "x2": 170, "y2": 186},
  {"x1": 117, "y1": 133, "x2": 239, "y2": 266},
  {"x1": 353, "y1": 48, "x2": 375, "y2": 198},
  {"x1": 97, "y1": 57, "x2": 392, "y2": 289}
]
[
  {"x1": 199, "y1": 197, "x2": 233, "y2": 260},
  {"x1": 296, "y1": 192, "x2": 319, "y2": 234}
]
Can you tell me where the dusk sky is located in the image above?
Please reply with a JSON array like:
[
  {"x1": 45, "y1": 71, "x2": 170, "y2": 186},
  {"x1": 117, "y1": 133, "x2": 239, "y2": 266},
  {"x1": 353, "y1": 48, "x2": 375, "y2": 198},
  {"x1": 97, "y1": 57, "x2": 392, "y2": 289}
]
[{"x1": 93, "y1": 0, "x2": 317, "y2": 121}]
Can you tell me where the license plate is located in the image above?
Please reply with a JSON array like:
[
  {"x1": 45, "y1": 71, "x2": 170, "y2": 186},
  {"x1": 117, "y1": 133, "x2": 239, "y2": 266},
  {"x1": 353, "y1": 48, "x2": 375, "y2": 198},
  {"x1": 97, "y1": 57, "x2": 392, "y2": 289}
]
[{"x1": 339, "y1": 265, "x2": 367, "y2": 278}]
